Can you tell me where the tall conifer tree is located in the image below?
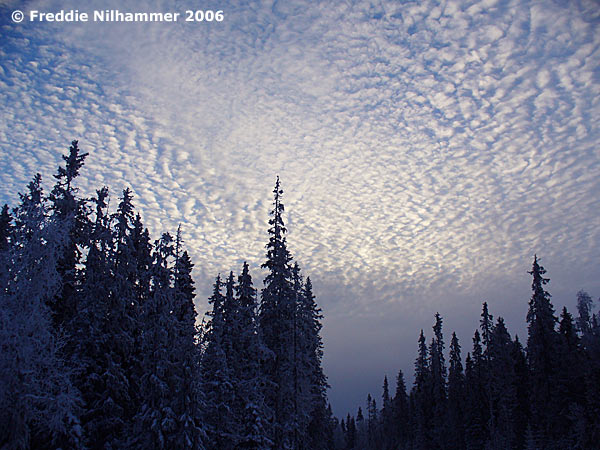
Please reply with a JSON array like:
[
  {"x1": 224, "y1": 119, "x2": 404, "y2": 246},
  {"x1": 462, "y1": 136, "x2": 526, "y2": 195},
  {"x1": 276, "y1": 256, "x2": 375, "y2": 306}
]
[
  {"x1": 234, "y1": 262, "x2": 272, "y2": 449},
  {"x1": 447, "y1": 332, "x2": 465, "y2": 450},
  {"x1": 47, "y1": 140, "x2": 90, "y2": 334},
  {"x1": 1, "y1": 175, "x2": 81, "y2": 449},
  {"x1": 172, "y1": 240, "x2": 205, "y2": 449},
  {"x1": 202, "y1": 275, "x2": 235, "y2": 449},
  {"x1": 526, "y1": 255, "x2": 559, "y2": 448},
  {"x1": 259, "y1": 177, "x2": 297, "y2": 449}
]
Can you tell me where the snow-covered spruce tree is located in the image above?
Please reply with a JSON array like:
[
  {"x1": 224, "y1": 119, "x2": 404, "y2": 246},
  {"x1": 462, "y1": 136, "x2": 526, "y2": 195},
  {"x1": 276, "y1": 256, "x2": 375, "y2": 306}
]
[
  {"x1": 258, "y1": 178, "x2": 331, "y2": 449},
  {"x1": 129, "y1": 212, "x2": 153, "y2": 416},
  {"x1": 131, "y1": 212, "x2": 153, "y2": 310},
  {"x1": 0, "y1": 174, "x2": 82, "y2": 449},
  {"x1": 47, "y1": 140, "x2": 90, "y2": 336},
  {"x1": 259, "y1": 177, "x2": 297, "y2": 449},
  {"x1": 172, "y1": 230, "x2": 206, "y2": 449},
  {"x1": 291, "y1": 263, "x2": 310, "y2": 448},
  {"x1": 526, "y1": 255, "x2": 560, "y2": 449},
  {"x1": 201, "y1": 275, "x2": 235, "y2": 449},
  {"x1": 212, "y1": 270, "x2": 243, "y2": 447},
  {"x1": 71, "y1": 186, "x2": 134, "y2": 448},
  {"x1": 233, "y1": 262, "x2": 272, "y2": 449},
  {"x1": 132, "y1": 233, "x2": 180, "y2": 449},
  {"x1": 107, "y1": 189, "x2": 143, "y2": 442}
]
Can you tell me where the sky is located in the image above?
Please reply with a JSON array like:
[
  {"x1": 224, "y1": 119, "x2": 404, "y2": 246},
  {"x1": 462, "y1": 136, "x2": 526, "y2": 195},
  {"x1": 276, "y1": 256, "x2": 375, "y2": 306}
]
[{"x1": 1, "y1": 0, "x2": 599, "y2": 418}]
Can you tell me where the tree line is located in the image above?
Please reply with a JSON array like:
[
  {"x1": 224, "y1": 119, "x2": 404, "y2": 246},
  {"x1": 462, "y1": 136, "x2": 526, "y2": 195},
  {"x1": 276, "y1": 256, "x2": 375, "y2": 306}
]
[
  {"x1": 334, "y1": 259, "x2": 600, "y2": 450},
  {"x1": 2, "y1": 140, "x2": 598, "y2": 450},
  {"x1": 0, "y1": 141, "x2": 332, "y2": 449}
]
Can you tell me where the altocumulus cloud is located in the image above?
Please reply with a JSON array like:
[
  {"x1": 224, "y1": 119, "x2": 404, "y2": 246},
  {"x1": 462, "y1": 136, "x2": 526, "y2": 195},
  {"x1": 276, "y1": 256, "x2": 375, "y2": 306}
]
[{"x1": 1, "y1": 0, "x2": 599, "y2": 416}]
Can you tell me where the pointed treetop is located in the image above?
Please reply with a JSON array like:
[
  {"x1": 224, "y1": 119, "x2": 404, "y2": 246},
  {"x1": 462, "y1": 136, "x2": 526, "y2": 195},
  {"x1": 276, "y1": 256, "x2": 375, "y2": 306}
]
[
  {"x1": 527, "y1": 254, "x2": 556, "y2": 327},
  {"x1": 210, "y1": 274, "x2": 223, "y2": 304},
  {"x1": 480, "y1": 302, "x2": 494, "y2": 349},
  {"x1": 154, "y1": 232, "x2": 174, "y2": 268},
  {"x1": 261, "y1": 176, "x2": 292, "y2": 274},
  {"x1": 382, "y1": 376, "x2": 390, "y2": 406},
  {"x1": 175, "y1": 224, "x2": 183, "y2": 260},
  {"x1": 433, "y1": 312, "x2": 443, "y2": 338},
  {"x1": 53, "y1": 140, "x2": 88, "y2": 188},
  {"x1": 529, "y1": 254, "x2": 550, "y2": 296},
  {"x1": 20, "y1": 173, "x2": 44, "y2": 205},
  {"x1": 92, "y1": 187, "x2": 109, "y2": 218},
  {"x1": 274, "y1": 175, "x2": 282, "y2": 193},
  {"x1": 357, "y1": 407, "x2": 364, "y2": 422},
  {"x1": 450, "y1": 332, "x2": 461, "y2": 354}
]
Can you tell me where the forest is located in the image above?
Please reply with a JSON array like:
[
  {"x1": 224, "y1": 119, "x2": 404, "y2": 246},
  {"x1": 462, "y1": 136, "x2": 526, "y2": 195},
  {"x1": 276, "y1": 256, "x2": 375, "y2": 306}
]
[
  {"x1": 0, "y1": 141, "x2": 330, "y2": 449},
  {"x1": 334, "y1": 279, "x2": 600, "y2": 450},
  {"x1": 1, "y1": 141, "x2": 599, "y2": 450}
]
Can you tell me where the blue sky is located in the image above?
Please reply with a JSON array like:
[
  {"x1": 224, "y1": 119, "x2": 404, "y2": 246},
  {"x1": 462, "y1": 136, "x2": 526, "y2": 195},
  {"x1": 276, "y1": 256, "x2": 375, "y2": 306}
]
[{"x1": 1, "y1": 0, "x2": 599, "y2": 417}]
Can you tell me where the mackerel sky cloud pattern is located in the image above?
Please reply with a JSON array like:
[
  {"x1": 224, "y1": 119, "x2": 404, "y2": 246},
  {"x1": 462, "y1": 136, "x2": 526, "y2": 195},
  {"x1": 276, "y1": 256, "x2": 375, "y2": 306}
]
[{"x1": 1, "y1": 0, "x2": 599, "y2": 415}]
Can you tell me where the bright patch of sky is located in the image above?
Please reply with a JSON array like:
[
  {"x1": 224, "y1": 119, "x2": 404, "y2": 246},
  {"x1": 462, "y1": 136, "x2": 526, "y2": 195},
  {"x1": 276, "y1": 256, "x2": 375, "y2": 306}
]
[{"x1": 1, "y1": 0, "x2": 599, "y2": 416}]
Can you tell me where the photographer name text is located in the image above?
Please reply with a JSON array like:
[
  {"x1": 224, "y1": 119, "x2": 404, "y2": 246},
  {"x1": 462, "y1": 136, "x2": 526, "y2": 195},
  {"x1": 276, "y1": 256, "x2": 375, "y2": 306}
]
[{"x1": 14, "y1": 9, "x2": 224, "y2": 23}]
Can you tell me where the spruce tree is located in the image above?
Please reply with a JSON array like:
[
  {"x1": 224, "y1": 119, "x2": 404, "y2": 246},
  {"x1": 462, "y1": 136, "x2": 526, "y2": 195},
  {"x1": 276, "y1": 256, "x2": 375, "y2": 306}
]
[
  {"x1": 578, "y1": 291, "x2": 600, "y2": 447},
  {"x1": 555, "y1": 307, "x2": 586, "y2": 449},
  {"x1": 479, "y1": 302, "x2": 493, "y2": 432},
  {"x1": 291, "y1": 263, "x2": 307, "y2": 448},
  {"x1": 47, "y1": 140, "x2": 90, "y2": 334},
  {"x1": 301, "y1": 276, "x2": 331, "y2": 449},
  {"x1": 487, "y1": 317, "x2": 516, "y2": 450},
  {"x1": 132, "y1": 233, "x2": 180, "y2": 449},
  {"x1": 259, "y1": 177, "x2": 297, "y2": 448},
  {"x1": 429, "y1": 313, "x2": 447, "y2": 449},
  {"x1": 526, "y1": 256, "x2": 559, "y2": 448},
  {"x1": 392, "y1": 370, "x2": 409, "y2": 448},
  {"x1": 346, "y1": 415, "x2": 356, "y2": 449},
  {"x1": 511, "y1": 336, "x2": 529, "y2": 450},
  {"x1": 1, "y1": 175, "x2": 82, "y2": 449},
  {"x1": 202, "y1": 275, "x2": 235, "y2": 449},
  {"x1": 128, "y1": 211, "x2": 153, "y2": 430},
  {"x1": 172, "y1": 241, "x2": 205, "y2": 448},
  {"x1": 355, "y1": 407, "x2": 367, "y2": 449},
  {"x1": 380, "y1": 376, "x2": 394, "y2": 450},
  {"x1": 447, "y1": 332, "x2": 465, "y2": 450},
  {"x1": 464, "y1": 331, "x2": 486, "y2": 449},
  {"x1": 234, "y1": 262, "x2": 272, "y2": 449},
  {"x1": 366, "y1": 394, "x2": 377, "y2": 449},
  {"x1": 73, "y1": 187, "x2": 133, "y2": 448},
  {"x1": 412, "y1": 329, "x2": 431, "y2": 450}
]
